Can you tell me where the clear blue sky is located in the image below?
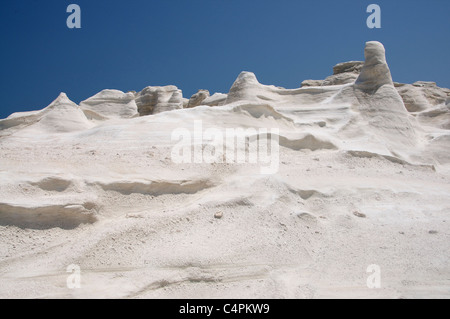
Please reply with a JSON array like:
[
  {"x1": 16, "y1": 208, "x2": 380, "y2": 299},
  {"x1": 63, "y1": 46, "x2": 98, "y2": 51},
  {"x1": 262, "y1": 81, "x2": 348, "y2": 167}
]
[{"x1": 0, "y1": 0, "x2": 449, "y2": 118}]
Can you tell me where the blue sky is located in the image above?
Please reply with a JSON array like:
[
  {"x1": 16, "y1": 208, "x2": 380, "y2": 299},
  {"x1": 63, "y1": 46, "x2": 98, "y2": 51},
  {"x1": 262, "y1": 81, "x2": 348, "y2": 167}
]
[{"x1": 0, "y1": 0, "x2": 449, "y2": 118}]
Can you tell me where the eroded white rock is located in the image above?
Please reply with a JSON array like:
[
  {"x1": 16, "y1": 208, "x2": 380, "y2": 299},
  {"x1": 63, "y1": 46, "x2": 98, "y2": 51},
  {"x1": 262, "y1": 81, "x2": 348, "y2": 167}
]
[
  {"x1": 355, "y1": 41, "x2": 394, "y2": 92},
  {"x1": 226, "y1": 71, "x2": 262, "y2": 103},
  {"x1": 187, "y1": 90, "x2": 210, "y2": 108},
  {"x1": 36, "y1": 93, "x2": 92, "y2": 133},
  {"x1": 135, "y1": 85, "x2": 183, "y2": 115},
  {"x1": 202, "y1": 93, "x2": 228, "y2": 106},
  {"x1": 80, "y1": 89, "x2": 138, "y2": 120},
  {"x1": 353, "y1": 41, "x2": 417, "y2": 150}
]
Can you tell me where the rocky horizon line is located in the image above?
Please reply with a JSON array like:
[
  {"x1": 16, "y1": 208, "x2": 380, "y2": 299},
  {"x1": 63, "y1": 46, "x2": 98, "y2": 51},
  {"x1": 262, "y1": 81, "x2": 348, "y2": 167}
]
[{"x1": 2, "y1": 41, "x2": 449, "y2": 122}]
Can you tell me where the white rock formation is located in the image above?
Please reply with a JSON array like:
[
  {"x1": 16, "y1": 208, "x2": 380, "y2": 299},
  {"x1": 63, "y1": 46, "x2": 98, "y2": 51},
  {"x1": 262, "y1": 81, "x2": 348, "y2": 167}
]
[
  {"x1": 135, "y1": 85, "x2": 183, "y2": 115},
  {"x1": 333, "y1": 61, "x2": 364, "y2": 75},
  {"x1": 302, "y1": 61, "x2": 363, "y2": 87},
  {"x1": 186, "y1": 91, "x2": 228, "y2": 107},
  {"x1": 0, "y1": 41, "x2": 449, "y2": 299},
  {"x1": 302, "y1": 51, "x2": 449, "y2": 116},
  {"x1": 225, "y1": 71, "x2": 295, "y2": 104},
  {"x1": 202, "y1": 92, "x2": 228, "y2": 106},
  {"x1": 80, "y1": 89, "x2": 138, "y2": 120},
  {"x1": 300, "y1": 79, "x2": 324, "y2": 87},
  {"x1": 187, "y1": 90, "x2": 210, "y2": 108},
  {"x1": 355, "y1": 41, "x2": 395, "y2": 92},
  {"x1": 353, "y1": 41, "x2": 417, "y2": 153},
  {"x1": 0, "y1": 93, "x2": 92, "y2": 134},
  {"x1": 182, "y1": 97, "x2": 190, "y2": 108},
  {"x1": 40, "y1": 93, "x2": 92, "y2": 132},
  {"x1": 226, "y1": 71, "x2": 264, "y2": 103},
  {"x1": 396, "y1": 82, "x2": 449, "y2": 112},
  {"x1": 324, "y1": 61, "x2": 364, "y2": 86}
]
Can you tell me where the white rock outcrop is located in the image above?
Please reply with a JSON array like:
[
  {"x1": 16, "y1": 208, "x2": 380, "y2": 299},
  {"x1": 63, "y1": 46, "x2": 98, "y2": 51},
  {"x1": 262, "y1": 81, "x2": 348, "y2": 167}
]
[
  {"x1": 80, "y1": 89, "x2": 139, "y2": 120},
  {"x1": 353, "y1": 41, "x2": 416, "y2": 150},
  {"x1": 0, "y1": 93, "x2": 91, "y2": 134},
  {"x1": 333, "y1": 61, "x2": 364, "y2": 75},
  {"x1": 355, "y1": 41, "x2": 394, "y2": 92},
  {"x1": 300, "y1": 79, "x2": 324, "y2": 87},
  {"x1": 396, "y1": 82, "x2": 449, "y2": 112},
  {"x1": 301, "y1": 53, "x2": 449, "y2": 115},
  {"x1": 201, "y1": 93, "x2": 228, "y2": 106},
  {"x1": 135, "y1": 85, "x2": 183, "y2": 115},
  {"x1": 35, "y1": 93, "x2": 93, "y2": 133},
  {"x1": 302, "y1": 61, "x2": 364, "y2": 87},
  {"x1": 0, "y1": 41, "x2": 449, "y2": 299},
  {"x1": 323, "y1": 61, "x2": 364, "y2": 86},
  {"x1": 187, "y1": 90, "x2": 210, "y2": 108},
  {"x1": 226, "y1": 71, "x2": 262, "y2": 103}
]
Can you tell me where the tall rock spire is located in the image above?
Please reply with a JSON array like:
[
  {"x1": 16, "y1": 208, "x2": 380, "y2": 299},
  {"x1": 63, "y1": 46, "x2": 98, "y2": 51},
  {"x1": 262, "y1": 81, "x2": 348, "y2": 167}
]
[{"x1": 355, "y1": 41, "x2": 394, "y2": 92}]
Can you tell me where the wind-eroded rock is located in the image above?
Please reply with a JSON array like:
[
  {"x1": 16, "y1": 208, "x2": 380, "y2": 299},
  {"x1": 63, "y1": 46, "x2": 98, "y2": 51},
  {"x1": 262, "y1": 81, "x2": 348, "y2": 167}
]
[
  {"x1": 80, "y1": 89, "x2": 139, "y2": 120},
  {"x1": 135, "y1": 85, "x2": 183, "y2": 115},
  {"x1": 187, "y1": 90, "x2": 210, "y2": 108}
]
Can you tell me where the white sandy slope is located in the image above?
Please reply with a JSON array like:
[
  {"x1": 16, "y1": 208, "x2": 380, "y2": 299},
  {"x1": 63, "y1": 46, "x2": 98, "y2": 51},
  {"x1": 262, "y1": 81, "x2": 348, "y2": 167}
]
[{"x1": 0, "y1": 41, "x2": 449, "y2": 299}]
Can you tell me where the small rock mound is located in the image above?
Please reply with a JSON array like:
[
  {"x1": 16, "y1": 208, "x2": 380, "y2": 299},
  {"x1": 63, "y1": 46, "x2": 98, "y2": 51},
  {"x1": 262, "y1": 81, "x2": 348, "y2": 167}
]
[
  {"x1": 36, "y1": 93, "x2": 92, "y2": 133},
  {"x1": 302, "y1": 61, "x2": 364, "y2": 87},
  {"x1": 300, "y1": 79, "x2": 324, "y2": 87},
  {"x1": 135, "y1": 86, "x2": 184, "y2": 115},
  {"x1": 396, "y1": 82, "x2": 449, "y2": 112},
  {"x1": 202, "y1": 93, "x2": 228, "y2": 106},
  {"x1": 323, "y1": 61, "x2": 364, "y2": 86},
  {"x1": 80, "y1": 89, "x2": 138, "y2": 120},
  {"x1": 187, "y1": 90, "x2": 210, "y2": 108},
  {"x1": 333, "y1": 61, "x2": 364, "y2": 75},
  {"x1": 226, "y1": 71, "x2": 262, "y2": 103}
]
